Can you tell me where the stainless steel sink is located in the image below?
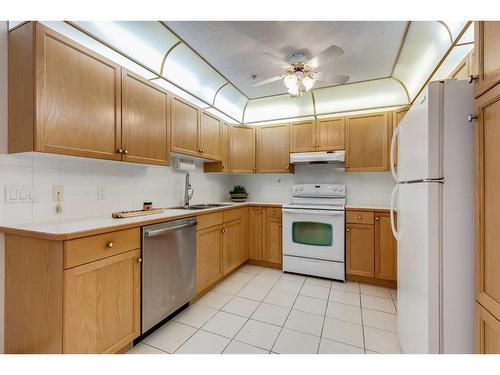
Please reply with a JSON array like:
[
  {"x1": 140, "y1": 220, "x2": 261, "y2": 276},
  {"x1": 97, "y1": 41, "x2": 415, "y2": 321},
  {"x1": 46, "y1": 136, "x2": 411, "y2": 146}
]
[{"x1": 169, "y1": 203, "x2": 234, "y2": 210}]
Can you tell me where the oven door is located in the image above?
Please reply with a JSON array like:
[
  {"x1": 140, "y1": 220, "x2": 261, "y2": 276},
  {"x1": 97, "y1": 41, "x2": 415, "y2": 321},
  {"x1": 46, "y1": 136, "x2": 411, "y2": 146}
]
[{"x1": 282, "y1": 208, "x2": 345, "y2": 262}]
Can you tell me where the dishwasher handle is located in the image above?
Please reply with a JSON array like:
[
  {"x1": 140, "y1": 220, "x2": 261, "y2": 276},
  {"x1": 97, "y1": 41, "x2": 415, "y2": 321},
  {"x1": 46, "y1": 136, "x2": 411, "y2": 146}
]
[{"x1": 144, "y1": 222, "x2": 196, "y2": 238}]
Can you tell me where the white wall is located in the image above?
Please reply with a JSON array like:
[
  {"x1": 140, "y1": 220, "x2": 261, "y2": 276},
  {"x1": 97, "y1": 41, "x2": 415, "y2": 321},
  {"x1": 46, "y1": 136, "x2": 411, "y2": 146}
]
[
  {"x1": 230, "y1": 164, "x2": 395, "y2": 207},
  {"x1": 0, "y1": 20, "x2": 7, "y2": 354}
]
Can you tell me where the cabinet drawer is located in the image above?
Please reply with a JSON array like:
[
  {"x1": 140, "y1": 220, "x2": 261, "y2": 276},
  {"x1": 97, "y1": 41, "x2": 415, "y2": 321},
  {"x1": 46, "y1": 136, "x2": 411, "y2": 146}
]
[
  {"x1": 197, "y1": 212, "x2": 223, "y2": 230},
  {"x1": 346, "y1": 210, "x2": 374, "y2": 225},
  {"x1": 266, "y1": 207, "x2": 282, "y2": 219},
  {"x1": 64, "y1": 228, "x2": 140, "y2": 269},
  {"x1": 223, "y1": 208, "x2": 245, "y2": 223}
]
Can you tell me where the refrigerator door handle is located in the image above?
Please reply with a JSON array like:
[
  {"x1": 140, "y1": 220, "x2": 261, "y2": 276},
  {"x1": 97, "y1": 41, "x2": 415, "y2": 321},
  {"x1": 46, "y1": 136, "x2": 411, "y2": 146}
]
[
  {"x1": 390, "y1": 184, "x2": 400, "y2": 241},
  {"x1": 390, "y1": 125, "x2": 400, "y2": 181}
]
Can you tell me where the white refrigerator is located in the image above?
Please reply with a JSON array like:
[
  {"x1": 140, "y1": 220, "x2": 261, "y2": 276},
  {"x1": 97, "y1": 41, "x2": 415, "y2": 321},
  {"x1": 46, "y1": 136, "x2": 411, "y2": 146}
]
[{"x1": 390, "y1": 79, "x2": 475, "y2": 353}]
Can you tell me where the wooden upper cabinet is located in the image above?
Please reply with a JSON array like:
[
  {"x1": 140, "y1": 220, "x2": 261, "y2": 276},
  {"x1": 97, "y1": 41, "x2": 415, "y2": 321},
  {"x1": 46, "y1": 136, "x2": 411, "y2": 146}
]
[
  {"x1": 231, "y1": 125, "x2": 256, "y2": 173},
  {"x1": 290, "y1": 120, "x2": 315, "y2": 152},
  {"x1": 346, "y1": 224, "x2": 375, "y2": 277},
  {"x1": 374, "y1": 212, "x2": 397, "y2": 282},
  {"x1": 199, "y1": 112, "x2": 221, "y2": 160},
  {"x1": 121, "y1": 70, "x2": 170, "y2": 166},
  {"x1": 63, "y1": 249, "x2": 140, "y2": 354},
  {"x1": 257, "y1": 124, "x2": 291, "y2": 173},
  {"x1": 170, "y1": 96, "x2": 201, "y2": 157},
  {"x1": 392, "y1": 106, "x2": 410, "y2": 172},
  {"x1": 8, "y1": 22, "x2": 122, "y2": 160},
  {"x1": 475, "y1": 21, "x2": 500, "y2": 98},
  {"x1": 345, "y1": 112, "x2": 390, "y2": 172},
  {"x1": 475, "y1": 83, "x2": 500, "y2": 319},
  {"x1": 315, "y1": 117, "x2": 345, "y2": 151},
  {"x1": 204, "y1": 122, "x2": 231, "y2": 173}
]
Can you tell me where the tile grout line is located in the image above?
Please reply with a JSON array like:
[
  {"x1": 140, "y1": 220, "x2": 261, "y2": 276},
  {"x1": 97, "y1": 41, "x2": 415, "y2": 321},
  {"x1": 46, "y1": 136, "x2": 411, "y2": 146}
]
[
  {"x1": 358, "y1": 284, "x2": 367, "y2": 354},
  {"x1": 316, "y1": 281, "x2": 333, "y2": 353},
  {"x1": 269, "y1": 276, "x2": 307, "y2": 353}
]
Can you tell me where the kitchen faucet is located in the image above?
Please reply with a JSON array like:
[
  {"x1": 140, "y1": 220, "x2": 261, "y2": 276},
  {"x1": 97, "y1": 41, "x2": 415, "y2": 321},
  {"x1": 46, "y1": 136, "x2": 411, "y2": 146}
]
[{"x1": 184, "y1": 173, "x2": 194, "y2": 208}]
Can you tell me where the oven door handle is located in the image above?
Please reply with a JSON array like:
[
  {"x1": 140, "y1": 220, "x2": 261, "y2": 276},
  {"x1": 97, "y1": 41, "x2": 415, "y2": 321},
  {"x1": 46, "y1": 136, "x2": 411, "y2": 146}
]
[{"x1": 283, "y1": 208, "x2": 344, "y2": 216}]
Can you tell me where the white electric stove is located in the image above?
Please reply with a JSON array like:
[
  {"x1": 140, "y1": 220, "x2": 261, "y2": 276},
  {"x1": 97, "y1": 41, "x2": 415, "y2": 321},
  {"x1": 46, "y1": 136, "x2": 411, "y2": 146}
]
[{"x1": 282, "y1": 184, "x2": 346, "y2": 281}]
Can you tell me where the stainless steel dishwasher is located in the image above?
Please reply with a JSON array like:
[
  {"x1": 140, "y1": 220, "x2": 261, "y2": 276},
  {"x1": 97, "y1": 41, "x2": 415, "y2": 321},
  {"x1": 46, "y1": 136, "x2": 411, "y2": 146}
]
[{"x1": 141, "y1": 217, "x2": 197, "y2": 333}]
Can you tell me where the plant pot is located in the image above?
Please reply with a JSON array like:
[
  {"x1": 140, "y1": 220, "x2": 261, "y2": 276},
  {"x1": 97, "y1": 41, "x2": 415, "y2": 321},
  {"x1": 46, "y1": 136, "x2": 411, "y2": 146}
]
[{"x1": 229, "y1": 193, "x2": 249, "y2": 202}]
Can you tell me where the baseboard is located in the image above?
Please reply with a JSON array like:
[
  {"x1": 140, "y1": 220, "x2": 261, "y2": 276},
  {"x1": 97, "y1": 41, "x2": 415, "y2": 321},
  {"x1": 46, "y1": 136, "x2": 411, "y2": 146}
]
[
  {"x1": 347, "y1": 274, "x2": 397, "y2": 289},
  {"x1": 246, "y1": 259, "x2": 282, "y2": 269}
]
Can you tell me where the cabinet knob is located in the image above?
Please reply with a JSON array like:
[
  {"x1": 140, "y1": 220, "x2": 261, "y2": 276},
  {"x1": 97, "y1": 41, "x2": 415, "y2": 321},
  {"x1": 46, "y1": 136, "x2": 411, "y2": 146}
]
[
  {"x1": 467, "y1": 114, "x2": 478, "y2": 123},
  {"x1": 375, "y1": 217, "x2": 379, "y2": 221},
  {"x1": 467, "y1": 75, "x2": 478, "y2": 84},
  {"x1": 278, "y1": 223, "x2": 282, "y2": 227},
  {"x1": 106, "y1": 241, "x2": 114, "y2": 248},
  {"x1": 346, "y1": 228, "x2": 350, "y2": 232},
  {"x1": 221, "y1": 228, "x2": 226, "y2": 233},
  {"x1": 258, "y1": 210, "x2": 262, "y2": 214},
  {"x1": 123, "y1": 149, "x2": 128, "y2": 155},
  {"x1": 272, "y1": 210, "x2": 276, "y2": 215},
  {"x1": 357, "y1": 215, "x2": 362, "y2": 220},
  {"x1": 117, "y1": 149, "x2": 123, "y2": 154},
  {"x1": 137, "y1": 258, "x2": 142, "y2": 263},
  {"x1": 345, "y1": 164, "x2": 349, "y2": 168}
]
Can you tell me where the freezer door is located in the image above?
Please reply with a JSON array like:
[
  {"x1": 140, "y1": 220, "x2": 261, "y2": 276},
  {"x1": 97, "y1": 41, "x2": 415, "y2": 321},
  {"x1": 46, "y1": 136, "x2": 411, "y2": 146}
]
[
  {"x1": 398, "y1": 83, "x2": 442, "y2": 182},
  {"x1": 397, "y1": 182, "x2": 441, "y2": 354}
]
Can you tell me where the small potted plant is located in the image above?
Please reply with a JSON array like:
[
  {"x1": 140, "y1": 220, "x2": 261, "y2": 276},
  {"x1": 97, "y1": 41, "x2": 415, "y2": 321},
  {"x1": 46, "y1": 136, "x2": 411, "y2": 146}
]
[{"x1": 229, "y1": 185, "x2": 249, "y2": 202}]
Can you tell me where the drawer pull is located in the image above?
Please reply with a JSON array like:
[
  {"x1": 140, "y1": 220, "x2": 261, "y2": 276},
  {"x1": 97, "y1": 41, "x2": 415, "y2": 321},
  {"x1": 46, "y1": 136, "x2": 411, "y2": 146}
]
[
  {"x1": 357, "y1": 215, "x2": 362, "y2": 220},
  {"x1": 106, "y1": 241, "x2": 114, "y2": 248},
  {"x1": 375, "y1": 217, "x2": 379, "y2": 221}
]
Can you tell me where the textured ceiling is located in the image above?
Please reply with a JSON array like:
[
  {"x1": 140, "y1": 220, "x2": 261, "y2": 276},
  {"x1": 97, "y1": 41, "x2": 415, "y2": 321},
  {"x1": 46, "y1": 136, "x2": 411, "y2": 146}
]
[{"x1": 165, "y1": 21, "x2": 409, "y2": 98}]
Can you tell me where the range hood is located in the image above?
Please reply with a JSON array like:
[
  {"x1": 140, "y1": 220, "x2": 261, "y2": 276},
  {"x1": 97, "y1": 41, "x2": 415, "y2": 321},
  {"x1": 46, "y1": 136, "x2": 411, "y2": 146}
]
[{"x1": 290, "y1": 150, "x2": 345, "y2": 166}]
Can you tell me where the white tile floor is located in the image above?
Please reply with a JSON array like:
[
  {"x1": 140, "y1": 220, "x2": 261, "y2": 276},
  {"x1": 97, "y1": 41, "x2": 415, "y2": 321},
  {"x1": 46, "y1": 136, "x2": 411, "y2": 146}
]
[{"x1": 128, "y1": 265, "x2": 401, "y2": 354}]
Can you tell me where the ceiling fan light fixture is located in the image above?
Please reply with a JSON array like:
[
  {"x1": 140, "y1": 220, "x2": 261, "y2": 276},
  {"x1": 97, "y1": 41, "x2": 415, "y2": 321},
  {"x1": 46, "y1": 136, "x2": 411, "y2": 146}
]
[
  {"x1": 287, "y1": 85, "x2": 299, "y2": 96},
  {"x1": 301, "y1": 75, "x2": 315, "y2": 91},
  {"x1": 284, "y1": 74, "x2": 298, "y2": 89}
]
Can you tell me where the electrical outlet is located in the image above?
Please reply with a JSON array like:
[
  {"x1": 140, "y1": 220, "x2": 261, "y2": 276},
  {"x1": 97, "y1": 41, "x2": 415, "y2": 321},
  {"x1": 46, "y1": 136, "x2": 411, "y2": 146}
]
[
  {"x1": 97, "y1": 186, "x2": 105, "y2": 200},
  {"x1": 52, "y1": 185, "x2": 64, "y2": 201}
]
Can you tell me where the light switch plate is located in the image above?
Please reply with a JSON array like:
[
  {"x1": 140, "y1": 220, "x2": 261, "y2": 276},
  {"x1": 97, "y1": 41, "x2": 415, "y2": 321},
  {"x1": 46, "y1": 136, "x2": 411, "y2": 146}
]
[{"x1": 5, "y1": 186, "x2": 17, "y2": 204}]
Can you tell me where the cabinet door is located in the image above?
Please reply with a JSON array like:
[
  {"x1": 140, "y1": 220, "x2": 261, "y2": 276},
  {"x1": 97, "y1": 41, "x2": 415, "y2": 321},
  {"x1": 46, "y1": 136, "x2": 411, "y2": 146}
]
[
  {"x1": 475, "y1": 21, "x2": 500, "y2": 98},
  {"x1": 231, "y1": 126, "x2": 256, "y2": 173},
  {"x1": 222, "y1": 219, "x2": 243, "y2": 275},
  {"x1": 121, "y1": 70, "x2": 170, "y2": 166},
  {"x1": 263, "y1": 217, "x2": 282, "y2": 265},
  {"x1": 315, "y1": 117, "x2": 345, "y2": 151},
  {"x1": 290, "y1": 120, "x2": 315, "y2": 152},
  {"x1": 170, "y1": 96, "x2": 200, "y2": 157},
  {"x1": 199, "y1": 112, "x2": 221, "y2": 161},
  {"x1": 476, "y1": 302, "x2": 500, "y2": 353},
  {"x1": 475, "y1": 83, "x2": 500, "y2": 319},
  {"x1": 345, "y1": 112, "x2": 390, "y2": 172},
  {"x1": 220, "y1": 123, "x2": 231, "y2": 172},
  {"x1": 63, "y1": 249, "x2": 140, "y2": 353},
  {"x1": 249, "y1": 207, "x2": 264, "y2": 261},
  {"x1": 35, "y1": 24, "x2": 122, "y2": 160},
  {"x1": 346, "y1": 224, "x2": 375, "y2": 277},
  {"x1": 257, "y1": 124, "x2": 291, "y2": 173},
  {"x1": 196, "y1": 225, "x2": 223, "y2": 293},
  {"x1": 392, "y1": 107, "x2": 409, "y2": 174},
  {"x1": 374, "y1": 213, "x2": 397, "y2": 282}
]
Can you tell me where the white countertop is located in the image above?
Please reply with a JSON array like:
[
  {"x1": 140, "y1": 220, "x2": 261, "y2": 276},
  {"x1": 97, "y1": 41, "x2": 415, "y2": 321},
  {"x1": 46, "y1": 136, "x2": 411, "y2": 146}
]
[
  {"x1": 0, "y1": 201, "x2": 282, "y2": 240},
  {"x1": 345, "y1": 204, "x2": 391, "y2": 210}
]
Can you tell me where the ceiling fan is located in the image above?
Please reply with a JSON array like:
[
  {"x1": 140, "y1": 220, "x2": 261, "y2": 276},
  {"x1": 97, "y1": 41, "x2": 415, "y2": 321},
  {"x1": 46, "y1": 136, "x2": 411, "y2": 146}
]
[{"x1": 252, "y1": 45, "x2": 349, "y2": 96}]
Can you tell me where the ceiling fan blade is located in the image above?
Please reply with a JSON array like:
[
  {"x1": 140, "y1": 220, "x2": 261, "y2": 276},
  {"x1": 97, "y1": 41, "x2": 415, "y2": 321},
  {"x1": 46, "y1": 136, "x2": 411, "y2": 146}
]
[
  {"x1": 259, "y1": 52, "x2": 289, "y2": 67},
  {"x1": 308, "y1": 45, "x2": 344, "y2": 69},
  {"x1": 315, "y1": 72, "x2": 349, "y2": 85},
  {"x1": 251, "y1": 75, "x2": 283, "y2": 87}
]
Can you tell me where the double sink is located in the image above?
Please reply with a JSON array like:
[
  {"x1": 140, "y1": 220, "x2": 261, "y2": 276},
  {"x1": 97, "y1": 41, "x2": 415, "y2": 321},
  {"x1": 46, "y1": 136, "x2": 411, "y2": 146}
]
[{"x1": 169, "y1": 203, "x2": 235, "y2": 211}]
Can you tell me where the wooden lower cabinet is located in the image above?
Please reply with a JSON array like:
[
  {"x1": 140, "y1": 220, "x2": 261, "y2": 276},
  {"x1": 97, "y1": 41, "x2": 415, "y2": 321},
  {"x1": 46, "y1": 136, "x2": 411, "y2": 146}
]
[
  {"x1": 476, "y1": 302, "x2": 500, "y2": 353},
  {"x1": 263, "y1": 216, "x2": 283, "y2": 265},
  {"x1": 346, "y1": 209, "x2": 397, "y2": 286},
  {"x1": 196, "y1": 225, "x2": 223, "y2": 293},
  {"x1": 63, "y1": 249, "x2": 141, "y2": 353},
  {"x1": 346, "y1": 224, "x2": 375, "y2": 277},
  {"x1": 375, "y1": 213, "x2": 397, "y2": 281},
  {"x1": 249, "y1": 207, "x2": 264, "y2": 260},
  {"x1": 222, "y1": 219, "x2": 244, "y2": 275}
]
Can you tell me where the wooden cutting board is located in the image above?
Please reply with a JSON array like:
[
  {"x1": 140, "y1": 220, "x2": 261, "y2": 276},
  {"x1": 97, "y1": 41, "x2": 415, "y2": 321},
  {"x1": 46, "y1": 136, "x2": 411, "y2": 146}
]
[{"x1": 112, "y1": 208, "x2": 165, "y2": 219}]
